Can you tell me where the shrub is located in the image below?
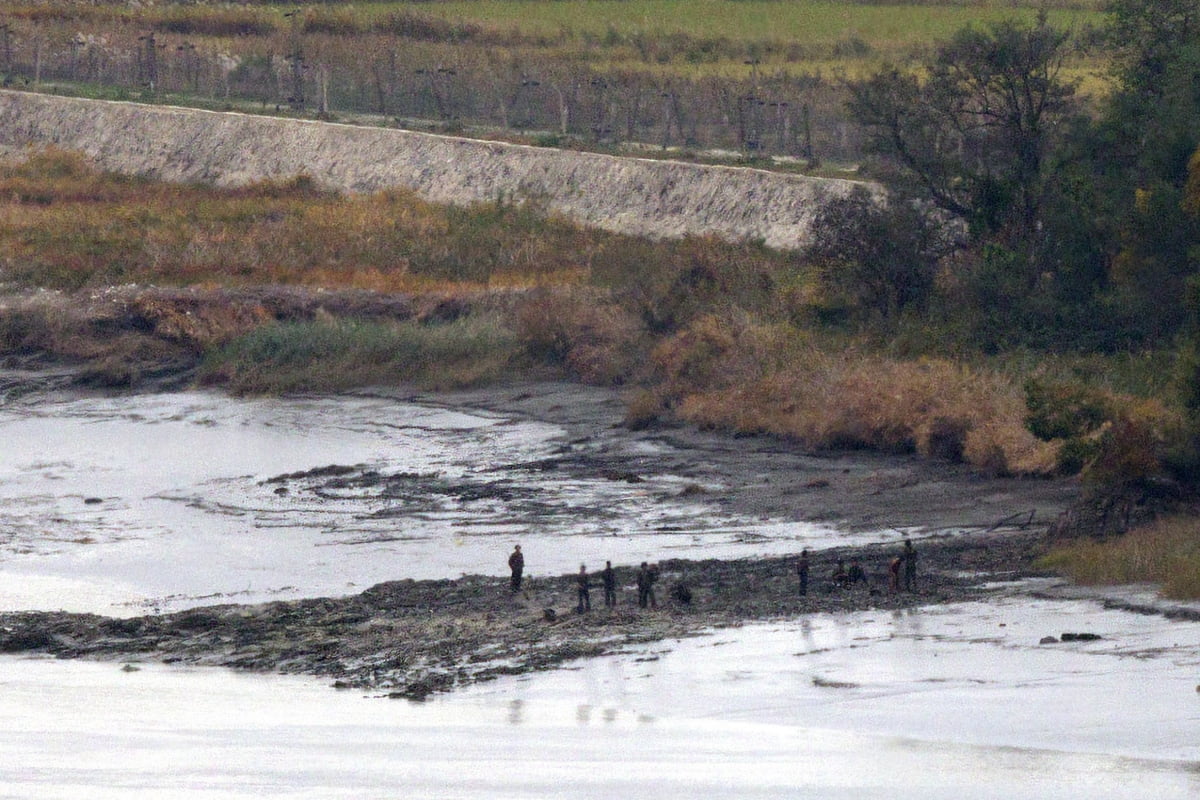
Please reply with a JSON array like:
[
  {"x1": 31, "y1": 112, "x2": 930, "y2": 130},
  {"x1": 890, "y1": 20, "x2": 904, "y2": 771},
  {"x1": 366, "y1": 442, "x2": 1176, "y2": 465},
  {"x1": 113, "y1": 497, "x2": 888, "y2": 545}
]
[
  {"x1": 1082, "y1": 412, "x2": 1169, "y2": 492},
  {"x1": 0, "y1": 306, "x2": 55, "y2": 354},
  {"x1": 1023, "y1": 375, "x2": 1179, "y2": 480},
  {"x1": 514, "y1": 288, "x2": 647, "y2": 385},
  {"x1": 666, "y1": 346, "x2": 1058, "y2": 475},
  {"x1": 302, "y1": 9, "x2": 363, "y2": 36},
  {"x1": 598, "y1": 236, "x2": 784, "y2": 334},
  {"x1": 805, "y1": 186, "x2": 953, "y2": 319},
  {"x1": 623, "y1": 387, "x2": 669, "y2": 430},
  {"x1": 129, "y1": 294, "x2": 274, "y2": 351},
  {"x1": 155, "y1": 7, "x2": 275, "y2": 37},
  {"x1": 1024, "y1": 377, "x2": 1111, "y2": 440}
]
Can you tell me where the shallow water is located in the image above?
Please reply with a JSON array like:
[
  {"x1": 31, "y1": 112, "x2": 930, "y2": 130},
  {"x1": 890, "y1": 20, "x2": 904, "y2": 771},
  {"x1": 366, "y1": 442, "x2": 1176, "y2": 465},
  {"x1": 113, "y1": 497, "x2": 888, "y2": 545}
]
[
  {"x1": 2, "y1": 595, "x2": 1197, "y2": 799},
  {"x1": 0, "y1": 386, "x2": 883, "y2": 615}
]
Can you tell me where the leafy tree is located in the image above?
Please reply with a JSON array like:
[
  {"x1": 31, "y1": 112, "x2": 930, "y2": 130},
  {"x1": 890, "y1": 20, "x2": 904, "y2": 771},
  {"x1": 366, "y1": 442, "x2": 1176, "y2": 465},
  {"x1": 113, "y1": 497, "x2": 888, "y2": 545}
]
[
  {"x1": 805, "y1": 186, "x2": 954, "y2": 318},
  {"x1": 848, "y1": 14, "x2": 1079, "y2": 262},
  {"x1": 1096, "y1": 0, "x2": 1200, "y2": 339},
  {"x1": 1103, "y1": 0, "x2": 1200, "y2": 183}
]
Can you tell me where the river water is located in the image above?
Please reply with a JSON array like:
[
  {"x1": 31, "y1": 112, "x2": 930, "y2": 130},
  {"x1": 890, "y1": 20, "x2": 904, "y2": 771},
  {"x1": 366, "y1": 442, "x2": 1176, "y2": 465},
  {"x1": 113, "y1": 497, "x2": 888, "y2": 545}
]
[
  {"x1": 1, "y1": 378, "x2": 1198, "y2": 797},
  {"x1": 0, "y1": 383, "x2": 879, "y2": 616}
]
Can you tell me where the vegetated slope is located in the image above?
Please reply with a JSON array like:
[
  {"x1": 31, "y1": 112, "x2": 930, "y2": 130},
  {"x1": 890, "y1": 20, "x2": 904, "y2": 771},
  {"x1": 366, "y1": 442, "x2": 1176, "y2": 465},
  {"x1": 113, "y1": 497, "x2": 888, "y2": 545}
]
[{"x1": 0, "y1": 89, "x2": 864, "y2": 249}]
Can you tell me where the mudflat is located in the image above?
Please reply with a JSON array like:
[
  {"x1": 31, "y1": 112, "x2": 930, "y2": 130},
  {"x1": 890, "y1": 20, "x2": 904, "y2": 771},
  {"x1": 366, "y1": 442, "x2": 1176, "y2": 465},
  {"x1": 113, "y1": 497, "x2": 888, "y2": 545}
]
[{"x1": 0, "y1": 378, "x2": 1082, "y2": 699}]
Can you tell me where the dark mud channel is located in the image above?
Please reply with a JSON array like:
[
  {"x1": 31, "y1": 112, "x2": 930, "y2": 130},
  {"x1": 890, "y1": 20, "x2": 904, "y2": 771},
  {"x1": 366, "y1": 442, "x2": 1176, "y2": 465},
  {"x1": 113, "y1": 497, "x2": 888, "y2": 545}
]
[{"x1": 0, "y1": 380, "x2": 1082, "y2": 700}]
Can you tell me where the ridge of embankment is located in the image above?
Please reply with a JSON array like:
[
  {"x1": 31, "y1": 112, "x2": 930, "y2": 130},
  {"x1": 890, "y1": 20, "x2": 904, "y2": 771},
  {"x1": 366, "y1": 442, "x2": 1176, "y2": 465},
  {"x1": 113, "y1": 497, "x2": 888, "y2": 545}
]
[{"x1": 0, "y1": 89, "x2": 861, "y2": 249}]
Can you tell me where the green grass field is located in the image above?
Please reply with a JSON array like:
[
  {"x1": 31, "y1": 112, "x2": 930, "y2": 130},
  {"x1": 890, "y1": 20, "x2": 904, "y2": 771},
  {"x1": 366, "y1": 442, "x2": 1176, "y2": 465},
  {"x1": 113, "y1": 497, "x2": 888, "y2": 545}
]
[{"x1": 378, "y1": 0, "x2": 1099, "y2": 53}]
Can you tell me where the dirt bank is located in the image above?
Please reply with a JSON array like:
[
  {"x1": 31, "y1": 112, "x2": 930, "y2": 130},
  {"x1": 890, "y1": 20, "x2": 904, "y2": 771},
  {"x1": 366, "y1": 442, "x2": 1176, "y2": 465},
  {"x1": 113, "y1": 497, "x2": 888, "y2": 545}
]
[
  {"x1": 0, "y1": 89, "x2": 864, "y2": 249},
  {"x1": 406, "y1": 381, "x2": 1080, "y2": 534}
]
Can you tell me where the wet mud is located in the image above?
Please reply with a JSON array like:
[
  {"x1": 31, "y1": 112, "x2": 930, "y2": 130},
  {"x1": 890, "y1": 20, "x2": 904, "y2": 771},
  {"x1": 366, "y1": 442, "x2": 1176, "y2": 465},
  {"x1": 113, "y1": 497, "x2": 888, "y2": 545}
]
[
  {"x1": 0, "y1": 379, "x2": 1083, "y2": 700},
  {"x1": 0, "y1": 530, "x2": 1049, "y2": 701}
]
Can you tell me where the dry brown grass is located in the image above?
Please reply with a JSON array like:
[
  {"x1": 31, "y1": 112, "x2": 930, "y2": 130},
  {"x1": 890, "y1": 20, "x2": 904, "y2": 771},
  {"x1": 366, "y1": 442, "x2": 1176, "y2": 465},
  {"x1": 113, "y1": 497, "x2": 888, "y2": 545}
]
[
  {"x1": 514, "y1": 287, "x2": 648, "y2": 385},
  {"x1": 656, "y1": 317, "x2": 1059, "y2": 474},
  {"x1": 0, "y1": 150, "x2": 595, "y2": 293},
  {"x1": 1039, "y1": 516, "x2": 1200, "y2": 599}
]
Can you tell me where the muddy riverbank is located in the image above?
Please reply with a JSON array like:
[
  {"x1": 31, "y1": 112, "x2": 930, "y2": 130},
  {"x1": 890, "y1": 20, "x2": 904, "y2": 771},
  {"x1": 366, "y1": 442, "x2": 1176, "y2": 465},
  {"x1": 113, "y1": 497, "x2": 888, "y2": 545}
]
[
  {"x1": 0, "y1": 529, "x2": 1051, "y2": 701},
  {"x1": 0, "y1": 374, "x2": 1082, "y2": 699}
]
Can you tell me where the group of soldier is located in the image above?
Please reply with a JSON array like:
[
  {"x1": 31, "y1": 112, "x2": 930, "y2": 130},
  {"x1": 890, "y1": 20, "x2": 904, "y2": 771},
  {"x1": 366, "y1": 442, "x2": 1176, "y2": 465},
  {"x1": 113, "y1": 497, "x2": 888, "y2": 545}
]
[
  {"x1": 508, "y1": 545, "x2": 662, "y2": 611},
  {"x1": 795, "y1": 538, "x2": 919, "y2": 596},
  {"x1": 508, "y1": 537, "x2": 919, "y2": 611}
]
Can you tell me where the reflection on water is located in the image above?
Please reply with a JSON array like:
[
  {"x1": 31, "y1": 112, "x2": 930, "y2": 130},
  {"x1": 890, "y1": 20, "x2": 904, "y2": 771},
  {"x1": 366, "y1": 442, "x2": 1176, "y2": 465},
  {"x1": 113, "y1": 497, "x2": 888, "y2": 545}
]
[
  {"x1": 0, "y1": 642, "x2": 1196, "y2": 800},
  {"x1": 0, "y1": 388, "x2": 884, "y2": 615}
]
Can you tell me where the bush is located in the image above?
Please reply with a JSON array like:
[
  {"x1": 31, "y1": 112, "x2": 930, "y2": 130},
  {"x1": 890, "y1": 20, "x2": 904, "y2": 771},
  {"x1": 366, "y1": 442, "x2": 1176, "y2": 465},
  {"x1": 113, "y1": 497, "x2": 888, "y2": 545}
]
[
  {"x1": 0, "y1": 307, "x2": 55, "y2": 354},
  {"x1": 667, "y1": 347, "x2": 1059, "y2": 475},
  {"x1": 155, "y1": 7, "x2": 275, "y2": 37},
  {"x1": 514, "y1": 289, "x2": 647, "y2": 385},
  {"x1": 1083, "y1": 413, "x2": 1168, "y2": 492},
  {"x1": 805, "y1": 186, "x2": 953, "y2": 319},
  {"x1": 1024, "y1": 377, "x2": 1111, "y2": 440},
  {"x1": 1038, "y1": 516, "x2": 1200, "y2": 599},
  {"x1": 596, "y1": 235, "x2": 784, "y2": 334}
]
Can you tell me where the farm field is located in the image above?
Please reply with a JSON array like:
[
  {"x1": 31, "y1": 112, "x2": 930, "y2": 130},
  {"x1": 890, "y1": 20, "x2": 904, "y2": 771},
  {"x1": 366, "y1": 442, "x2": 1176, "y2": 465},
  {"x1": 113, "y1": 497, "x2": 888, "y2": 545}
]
[
  {"x1": 399, "y1": 0, "x2": 1098, "y2": 54},
  {"x1": 0, "y1": 0, "x2": 1108, "y2": 160}
]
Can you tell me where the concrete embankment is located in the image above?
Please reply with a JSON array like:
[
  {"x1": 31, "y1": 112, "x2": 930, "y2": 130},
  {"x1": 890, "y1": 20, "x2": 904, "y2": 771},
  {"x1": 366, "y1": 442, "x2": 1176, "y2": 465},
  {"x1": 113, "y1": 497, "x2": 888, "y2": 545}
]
[{"x1": 0, "y1": 89, "x2": 861, "y2": 249}]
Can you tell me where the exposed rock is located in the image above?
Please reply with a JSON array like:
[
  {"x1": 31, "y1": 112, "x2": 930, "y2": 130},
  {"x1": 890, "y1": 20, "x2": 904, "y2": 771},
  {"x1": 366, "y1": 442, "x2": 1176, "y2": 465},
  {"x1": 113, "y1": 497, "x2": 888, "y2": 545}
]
[
  {"x1": 0, "y1": 629, "x2": 57, "y2": 652},
  {"x1": 1039, "y1": 635, "x2": 1058, "y2": 645}
]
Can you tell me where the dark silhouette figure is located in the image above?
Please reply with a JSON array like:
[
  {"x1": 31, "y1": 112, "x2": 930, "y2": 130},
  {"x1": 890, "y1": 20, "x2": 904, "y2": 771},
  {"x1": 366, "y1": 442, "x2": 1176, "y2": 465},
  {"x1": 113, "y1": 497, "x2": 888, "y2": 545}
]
[
  {"x1": 508, "y1": 545, "x2": 524, "y2": 592},
  {"x1": 576, "y1": 564, "x2": 592, "y2": 612},
  {"x1": 637, "y1": 562, "x2": 658, "y2": 609},
  {"x1": 602, "y1": 561, "x2": 617, "y2": 607},
  {"x1": 903, "y1": 539, "x2": 917, "y2": 592},
  {"x1": 797, "y1": 549, "x2": 810, "y2": 596},
  {"x1": 888, "y1": 555, "x2": 902, "y2": 592}
]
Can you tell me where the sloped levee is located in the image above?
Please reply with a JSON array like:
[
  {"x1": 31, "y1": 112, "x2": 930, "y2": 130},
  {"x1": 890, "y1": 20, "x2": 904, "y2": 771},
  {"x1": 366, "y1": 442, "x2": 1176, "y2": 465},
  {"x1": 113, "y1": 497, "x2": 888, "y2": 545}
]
[{"x1": 0, "y1": 89, "x2": 862, "y2": 249}]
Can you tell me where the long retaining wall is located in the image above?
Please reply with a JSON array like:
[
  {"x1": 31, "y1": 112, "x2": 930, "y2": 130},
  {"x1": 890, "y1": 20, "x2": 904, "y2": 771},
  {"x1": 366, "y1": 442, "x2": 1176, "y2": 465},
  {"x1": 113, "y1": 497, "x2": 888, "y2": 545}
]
[{"x1": 0, "y1": 90, "x2": 860, "y2": 249}]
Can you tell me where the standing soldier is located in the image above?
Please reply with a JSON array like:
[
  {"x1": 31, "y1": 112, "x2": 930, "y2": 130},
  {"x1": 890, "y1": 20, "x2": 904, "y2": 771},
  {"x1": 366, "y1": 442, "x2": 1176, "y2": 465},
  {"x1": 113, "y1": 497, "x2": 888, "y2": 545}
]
[
  {"x1": 646, "y1": 562, "x2": 660, "y2": 609},
  {"x1": 576, "y1": 564, "x2": 592, "y2": 612},
  {"x1": 903, "y1": 538, "x2": 917, "y2": 592},
  {"x1": 796, "y1": 549, "x2": 810, "y2": 596},
  {"x1": 637, "y1": 562, "x2": 651, "y2": 608},
  {"x1": 508, "y1": 544, "x2": 524, "y2": 593},
  {"x1": 602, "y1": 560, "x2": 617, "y2": 607}
]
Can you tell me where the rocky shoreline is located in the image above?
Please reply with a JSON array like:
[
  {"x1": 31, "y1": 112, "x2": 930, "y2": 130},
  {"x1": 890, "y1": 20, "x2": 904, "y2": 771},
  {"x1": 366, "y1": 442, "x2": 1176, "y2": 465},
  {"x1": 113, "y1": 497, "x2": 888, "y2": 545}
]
[{"x1": 0, "y1": 529, "x2": 1051, "y2": 701}]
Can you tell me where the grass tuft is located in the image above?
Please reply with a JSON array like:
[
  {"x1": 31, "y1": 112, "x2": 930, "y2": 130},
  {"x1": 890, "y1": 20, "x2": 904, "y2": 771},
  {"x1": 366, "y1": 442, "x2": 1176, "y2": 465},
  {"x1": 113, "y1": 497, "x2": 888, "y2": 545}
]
[
  {"x1": 198, "y1": 316, "x2": 518, "y2": 394},
  {"x1": 1038, "y1": 517, "x2": 1200, "y2": 599}
]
